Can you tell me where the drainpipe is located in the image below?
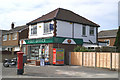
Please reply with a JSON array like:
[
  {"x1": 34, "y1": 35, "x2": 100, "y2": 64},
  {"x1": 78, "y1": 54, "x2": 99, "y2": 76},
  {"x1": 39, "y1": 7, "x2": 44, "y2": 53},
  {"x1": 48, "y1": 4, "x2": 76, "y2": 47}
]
[{"x1": 72, "y1": 23, "x2": 74, "y2": 38}]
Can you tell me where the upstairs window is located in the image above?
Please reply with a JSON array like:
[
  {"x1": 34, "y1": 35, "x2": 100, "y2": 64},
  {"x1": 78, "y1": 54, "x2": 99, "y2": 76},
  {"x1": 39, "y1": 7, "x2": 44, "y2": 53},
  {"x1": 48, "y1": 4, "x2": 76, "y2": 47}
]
[
  {"x1": 12, "y1": 33, "x2": 17, "y2": 40},
  {"x1": 3, "y1": 35, "x2": 7, "y2": 41},
  {"x1": 90, "y1": 27, "x2": 94, "y2": 36},
  {"x1": 82, "y1": 25, "x2": 86, "y2": 36},
  {"x1": 31, "y1": 25, "x2": 37, "y2": 35},
  {"x1": 44, "y1": 22, "x2": 54, "y2": 34},
  {"x1": 9, "y1": 34, "x2": 11, "y2": 40}
]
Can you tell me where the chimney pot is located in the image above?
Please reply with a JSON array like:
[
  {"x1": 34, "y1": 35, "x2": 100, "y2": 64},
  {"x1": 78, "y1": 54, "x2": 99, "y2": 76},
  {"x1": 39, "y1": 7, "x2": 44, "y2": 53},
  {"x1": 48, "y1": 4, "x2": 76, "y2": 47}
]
[{"x1": 11, "y1": 22, "x2": 14, "y2": 29}]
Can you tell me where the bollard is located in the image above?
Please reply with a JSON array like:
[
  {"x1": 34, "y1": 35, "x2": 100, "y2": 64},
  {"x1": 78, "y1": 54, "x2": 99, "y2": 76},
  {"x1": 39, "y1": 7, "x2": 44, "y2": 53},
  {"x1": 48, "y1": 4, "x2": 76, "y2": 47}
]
[{"x1": 17, "y1": 52, "x2": 24, "y2": 75}]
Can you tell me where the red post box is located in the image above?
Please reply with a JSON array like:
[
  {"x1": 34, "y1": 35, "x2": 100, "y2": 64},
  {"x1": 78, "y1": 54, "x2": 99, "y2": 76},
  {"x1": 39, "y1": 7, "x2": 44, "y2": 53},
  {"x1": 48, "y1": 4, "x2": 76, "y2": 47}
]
[{"x1": 17, "y1": 52, "x2": 24, "y2": 75}]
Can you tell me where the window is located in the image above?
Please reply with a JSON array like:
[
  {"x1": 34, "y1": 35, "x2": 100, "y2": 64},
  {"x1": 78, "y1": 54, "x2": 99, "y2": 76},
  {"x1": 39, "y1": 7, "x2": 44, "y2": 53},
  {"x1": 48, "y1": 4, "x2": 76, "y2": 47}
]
[
  {"x1": 3, "y1": 35, "x2": 7, "y2": 41},
  {"x1": 12, "y1": 33, "x2": 17, "y2": 40},
  {"x1": 31, "y1": 25, "x2": 37, "y2": 35},
  {"x1": 8, "y1": 48, "x2": 12, "y2": 51},
  {"x1": 44, "y1": 22, "x2": 54, "y2": 34},
  {"x1": 9, "y1": 34, "x2": 11, "y2": 40},
  {"x1": 90, "y1": 27, "x2": 94, "y2": 35},
  {"x1": 104, "y1": 40, "x2": 110, "y2": 46},
  {"x1": 82, "y1": 25, "x2": 86, "y2": 36}
]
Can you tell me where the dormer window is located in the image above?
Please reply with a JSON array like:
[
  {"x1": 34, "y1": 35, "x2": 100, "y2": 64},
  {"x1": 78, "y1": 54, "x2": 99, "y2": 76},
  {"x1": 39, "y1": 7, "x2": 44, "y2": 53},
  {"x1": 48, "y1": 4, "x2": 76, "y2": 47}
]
[
  {"x1": 31, "y1": 25, "x2": 37, "y2": 35},
  {"x1": 44, "y1": 22, "x2": 54, "y2": 34}
]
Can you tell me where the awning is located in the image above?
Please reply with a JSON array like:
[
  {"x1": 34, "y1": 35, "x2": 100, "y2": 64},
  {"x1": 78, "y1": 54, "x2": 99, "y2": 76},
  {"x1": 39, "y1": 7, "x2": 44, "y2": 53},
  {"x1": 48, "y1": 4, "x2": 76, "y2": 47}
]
[{"x1": 20, "y1": 37, "x2": 83, "y2": 45}]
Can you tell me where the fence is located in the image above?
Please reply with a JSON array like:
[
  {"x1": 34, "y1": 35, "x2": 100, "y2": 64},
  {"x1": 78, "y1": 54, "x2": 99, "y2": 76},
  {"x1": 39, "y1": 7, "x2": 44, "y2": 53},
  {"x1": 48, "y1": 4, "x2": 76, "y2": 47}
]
[{"x1": 69, "y1": 52, "x2": 120, "y2": 70}]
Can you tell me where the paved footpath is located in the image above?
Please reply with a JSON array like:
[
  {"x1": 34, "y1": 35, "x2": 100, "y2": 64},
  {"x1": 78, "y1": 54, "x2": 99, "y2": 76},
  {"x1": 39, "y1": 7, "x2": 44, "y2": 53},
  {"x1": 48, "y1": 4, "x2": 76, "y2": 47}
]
[{"x1": 2, "y1": 64, "x2": 119, "y2": 78}]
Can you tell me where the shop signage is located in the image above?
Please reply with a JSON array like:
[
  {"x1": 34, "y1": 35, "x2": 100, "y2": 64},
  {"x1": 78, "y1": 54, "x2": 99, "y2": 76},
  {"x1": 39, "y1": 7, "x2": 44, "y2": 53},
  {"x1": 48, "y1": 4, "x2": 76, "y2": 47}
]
[
  {"x1": 23, "y1": 37, "x2": 83, "y2": 45},
  {"x1": 53, "y1": 48, "x2": 56, "y2": 64},
  {"x1": 53, "y1": 48, "x2": 64, "y2": 65}
]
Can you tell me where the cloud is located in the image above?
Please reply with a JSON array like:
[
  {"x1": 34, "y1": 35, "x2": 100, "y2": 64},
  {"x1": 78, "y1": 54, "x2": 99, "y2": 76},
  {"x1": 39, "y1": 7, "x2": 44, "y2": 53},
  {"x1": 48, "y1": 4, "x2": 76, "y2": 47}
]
[{"x1": 0, "y1": 0, "x2": 119, "y2": 31}]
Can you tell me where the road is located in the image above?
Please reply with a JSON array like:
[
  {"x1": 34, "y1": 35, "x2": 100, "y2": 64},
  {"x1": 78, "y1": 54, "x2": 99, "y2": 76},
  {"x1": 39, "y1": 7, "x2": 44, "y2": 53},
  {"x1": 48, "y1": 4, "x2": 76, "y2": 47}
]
[{"x1": 2, "y1": 64, "x2": 118, "y2": 78}]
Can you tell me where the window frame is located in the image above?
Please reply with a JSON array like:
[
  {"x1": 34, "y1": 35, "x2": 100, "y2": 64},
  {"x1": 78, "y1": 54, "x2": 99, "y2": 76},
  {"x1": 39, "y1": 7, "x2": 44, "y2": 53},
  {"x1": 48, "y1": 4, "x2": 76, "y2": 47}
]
[
  {"x1": 8, "y1": 34, "x2": 11, "y2": 40},
  {"x1": 31, "y1": 25, "x2": 37, "y2": 35},
  {"x1": 12, "y1": 33, "x2": 17, "y2": 40},
  {"x1": 44, "y1": 22, "x2": 54, "y2": 34},
  {"x1": 82, "y1": 25, "x2": 86, "y2": 36},
  {"x1": 104, "y1": 39, "x2": 110, "y2": 46},
  {"x1": 90, "y1": 27, "x2": 94, "y2": 36},
  {"x1": 3, "y1": 35, "x2": 7, "y2": 41}
]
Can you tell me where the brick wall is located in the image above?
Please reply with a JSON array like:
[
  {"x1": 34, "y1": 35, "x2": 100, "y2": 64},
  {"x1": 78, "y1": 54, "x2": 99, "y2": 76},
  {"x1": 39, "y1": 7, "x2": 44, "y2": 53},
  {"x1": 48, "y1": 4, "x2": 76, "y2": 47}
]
[
  {"x1": 98, "y1": 37, "x2": 116, "y2": 46},
  {"x1": 49, "y1": 43, "x2": 81, "y2": 65},
  {"x1": 2, "y1": 32, "x2": 19, "y2": 46}
]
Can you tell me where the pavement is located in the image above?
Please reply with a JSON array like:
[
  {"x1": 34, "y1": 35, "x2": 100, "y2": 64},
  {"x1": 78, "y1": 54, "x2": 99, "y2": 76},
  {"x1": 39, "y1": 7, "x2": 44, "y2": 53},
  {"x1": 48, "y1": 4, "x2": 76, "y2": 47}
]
[{"x1": 1, "y1": 63, "x2": 119, "y2": 78}]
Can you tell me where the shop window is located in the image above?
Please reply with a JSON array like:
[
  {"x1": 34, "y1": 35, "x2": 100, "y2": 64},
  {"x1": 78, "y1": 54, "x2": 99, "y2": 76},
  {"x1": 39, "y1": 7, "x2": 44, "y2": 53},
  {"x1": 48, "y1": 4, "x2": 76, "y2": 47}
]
[
  {"x1": 82, "y1": 25, "x2": 86, "y2": 36},
  {"x1": 44, "y1": 22, "x2": 54, "y2": 34},
  {"x1": 31, "y1": 25, "x2": 37, "y2": 35},
  {"x1": 12, "y1": 33, "x2": 17, "y2": 40},
  {"x1": 3, "y1": 35, "x2": 7, "y2": 41},
  {"x1": 90, "y1": 27, "x2": 94, "y2": 36}
]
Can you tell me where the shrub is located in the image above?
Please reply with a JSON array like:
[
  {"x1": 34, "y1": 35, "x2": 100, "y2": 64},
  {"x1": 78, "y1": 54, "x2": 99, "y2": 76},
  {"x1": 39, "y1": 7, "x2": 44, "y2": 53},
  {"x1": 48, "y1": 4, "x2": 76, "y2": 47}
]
[{"x1": 74, "y1": 46, "x2": 94, "y2": 52}]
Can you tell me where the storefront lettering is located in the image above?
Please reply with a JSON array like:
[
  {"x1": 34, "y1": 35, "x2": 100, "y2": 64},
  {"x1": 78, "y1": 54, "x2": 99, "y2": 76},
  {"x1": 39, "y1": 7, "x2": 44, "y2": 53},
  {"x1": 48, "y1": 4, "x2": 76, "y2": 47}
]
[{"x1": 27, "y1": 39, "x2": 46, "y2": 44}]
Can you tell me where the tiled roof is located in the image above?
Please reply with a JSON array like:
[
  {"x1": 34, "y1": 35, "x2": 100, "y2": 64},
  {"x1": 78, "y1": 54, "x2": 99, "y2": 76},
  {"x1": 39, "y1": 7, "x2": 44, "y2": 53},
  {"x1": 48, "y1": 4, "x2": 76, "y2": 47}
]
[
  {"x1": 27, "y1": 8, "x2": 100, "y2": 27},
  {"x1": 2, "y1": 25, "x2": 28, "y2": 35},
  {"x1": 98, "y1": 29, "x2": 118, "y2": 38}
]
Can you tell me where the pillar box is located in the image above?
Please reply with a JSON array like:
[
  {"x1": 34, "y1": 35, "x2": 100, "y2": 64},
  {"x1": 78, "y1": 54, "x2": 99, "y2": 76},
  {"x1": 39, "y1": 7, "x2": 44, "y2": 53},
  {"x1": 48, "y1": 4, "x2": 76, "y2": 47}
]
[{"x1": 17, "y1": 52, "x2": 24, "y2": 75}]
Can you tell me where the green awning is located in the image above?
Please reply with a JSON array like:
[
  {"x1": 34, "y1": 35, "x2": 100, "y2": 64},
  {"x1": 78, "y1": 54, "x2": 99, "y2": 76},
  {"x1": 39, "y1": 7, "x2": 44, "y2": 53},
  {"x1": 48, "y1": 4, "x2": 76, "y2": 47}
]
[{"x1": 23, "y1": 37, "x2": 83, "y2": 45}]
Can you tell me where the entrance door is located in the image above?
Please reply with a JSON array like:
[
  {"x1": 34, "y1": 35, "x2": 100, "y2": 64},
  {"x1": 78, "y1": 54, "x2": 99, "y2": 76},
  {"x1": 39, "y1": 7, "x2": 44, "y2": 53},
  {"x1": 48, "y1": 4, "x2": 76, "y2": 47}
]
[{"x1": 39, "y1": 45, "x2": 49, "y2": 63}]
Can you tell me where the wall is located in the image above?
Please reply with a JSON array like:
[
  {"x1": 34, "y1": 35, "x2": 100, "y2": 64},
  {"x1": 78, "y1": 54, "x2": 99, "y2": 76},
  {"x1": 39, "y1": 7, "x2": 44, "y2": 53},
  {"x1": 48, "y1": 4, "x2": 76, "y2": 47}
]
[
  {"x1": 56, "y1": 20, "x2": 72, "y2": 38},
  {"x1": 29, "y1": 21, "x2": 54, "y2": 39},
  {"x1": 2, "y1": 32, "x2": 19, "y2": 46},
  {"x1": 53, "y1": 43, "x2": 81, "y2": 65},
  {"x1": 56, "y1": 20, "x2": 97, "y2": 43},
  {"x1": 19, "y1": 28, "x2": 29, "y2": 40},
  {"x1": 98, "y1": 37, "x2": 116, "y2": 46}
]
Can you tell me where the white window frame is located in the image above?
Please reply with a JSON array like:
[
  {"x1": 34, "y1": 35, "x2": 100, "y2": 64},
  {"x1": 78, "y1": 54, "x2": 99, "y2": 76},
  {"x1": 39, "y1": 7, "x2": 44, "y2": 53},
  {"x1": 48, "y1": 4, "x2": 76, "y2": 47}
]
[
  {"x1": 12, "y1": 33, "x2": 17, "y2": 40},
  {"x1": 3, "y1": 35, "x2": 7, "y2": 41},
  {"x1": 44, "y1": 22, "x2": 54, "y2": 34},
  {"x1": 31, "y1": 25, "x2": 37, "y2": 35},
  {"x1": 90, "y1": 27, "x2": 94, "y2": 36},
  {"x1": 82, "y1": 25, "x2": 86, "y2": 36}
]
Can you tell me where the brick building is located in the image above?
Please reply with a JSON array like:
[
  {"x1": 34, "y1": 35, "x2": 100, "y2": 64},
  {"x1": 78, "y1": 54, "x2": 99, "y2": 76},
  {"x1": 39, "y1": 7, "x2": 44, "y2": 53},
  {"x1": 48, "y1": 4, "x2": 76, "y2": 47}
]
[
  {"x1": 20, "y1": 8, "x2": 100, "y2": 65},
  {"x1": 98, "y1": 29, "x2": 118, "y2": 46},
  {"x1": 2, "y1": 23, "x2": 28, "y2": 53}
]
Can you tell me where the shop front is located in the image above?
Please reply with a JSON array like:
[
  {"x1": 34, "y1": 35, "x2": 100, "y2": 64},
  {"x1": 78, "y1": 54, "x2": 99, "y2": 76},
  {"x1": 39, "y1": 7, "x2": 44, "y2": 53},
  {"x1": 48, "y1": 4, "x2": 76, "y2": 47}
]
[{"x1": 20, "y1": 37, "x2": 83, "y2": 65}]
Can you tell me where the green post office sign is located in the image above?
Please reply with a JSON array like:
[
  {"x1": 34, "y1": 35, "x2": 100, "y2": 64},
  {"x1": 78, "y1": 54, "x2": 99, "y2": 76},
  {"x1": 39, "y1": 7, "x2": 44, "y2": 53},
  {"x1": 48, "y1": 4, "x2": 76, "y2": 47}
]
[{"x1": 23, "y1": 37, "x2": 83, "y2": 45}]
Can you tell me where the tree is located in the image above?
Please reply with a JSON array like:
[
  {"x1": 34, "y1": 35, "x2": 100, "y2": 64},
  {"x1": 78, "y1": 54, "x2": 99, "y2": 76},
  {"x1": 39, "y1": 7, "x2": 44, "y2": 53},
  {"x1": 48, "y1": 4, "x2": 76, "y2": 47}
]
[{"x1": 114, "y1": 26, "x2": 120, "y2": 52}]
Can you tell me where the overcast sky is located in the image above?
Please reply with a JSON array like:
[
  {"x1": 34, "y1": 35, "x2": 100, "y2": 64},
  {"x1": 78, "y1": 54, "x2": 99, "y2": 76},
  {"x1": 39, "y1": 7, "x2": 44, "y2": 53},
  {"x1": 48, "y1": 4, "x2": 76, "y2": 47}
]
[{"x1": 0, "y1": 0, "x2": 119, "y2": 31}]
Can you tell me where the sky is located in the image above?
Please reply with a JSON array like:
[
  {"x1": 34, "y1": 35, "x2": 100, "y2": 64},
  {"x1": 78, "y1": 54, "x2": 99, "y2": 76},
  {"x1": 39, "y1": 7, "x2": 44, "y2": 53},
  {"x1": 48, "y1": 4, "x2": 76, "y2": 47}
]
[{"x1": 0, "y1": 0, "x2": 119, "y2": 31}]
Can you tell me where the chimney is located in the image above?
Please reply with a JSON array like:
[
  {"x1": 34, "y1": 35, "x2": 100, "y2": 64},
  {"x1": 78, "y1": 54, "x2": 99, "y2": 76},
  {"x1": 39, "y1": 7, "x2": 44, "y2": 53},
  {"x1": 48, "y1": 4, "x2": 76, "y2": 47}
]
[{"x1": 11, "y1": 22, "x2": 14, "y2": 29}]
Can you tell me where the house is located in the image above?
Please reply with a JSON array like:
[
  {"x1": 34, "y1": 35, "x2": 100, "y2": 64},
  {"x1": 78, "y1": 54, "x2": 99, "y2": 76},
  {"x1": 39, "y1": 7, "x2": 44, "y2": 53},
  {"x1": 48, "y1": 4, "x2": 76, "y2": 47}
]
[
  {"x1": 20, "y1": 8, "x2": 100, "y2": 65},
  {"x1": 2, "y1": 23, "x2": 29, "y2": 53},
  {"x1": 0, "y1": 30, "x2": 8, "y2": 51},
  {"x1": 98, "y1": 29, "x2": 118, "y2": 47}
]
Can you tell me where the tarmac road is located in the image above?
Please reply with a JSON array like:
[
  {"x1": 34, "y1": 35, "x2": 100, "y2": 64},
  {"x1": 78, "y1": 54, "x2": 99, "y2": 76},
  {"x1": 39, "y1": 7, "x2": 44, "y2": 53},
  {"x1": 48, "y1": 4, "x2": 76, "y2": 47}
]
[{"x1": 2, "y1": 64, "x2": 118, "y2": 78}]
